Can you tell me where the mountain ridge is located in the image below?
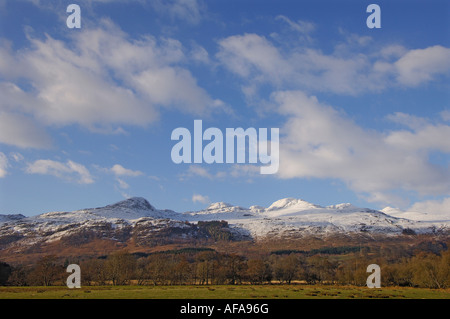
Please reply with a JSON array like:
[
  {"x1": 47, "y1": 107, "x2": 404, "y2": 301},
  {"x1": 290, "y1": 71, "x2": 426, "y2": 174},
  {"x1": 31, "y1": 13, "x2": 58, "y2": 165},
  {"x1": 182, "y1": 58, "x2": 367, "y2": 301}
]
[{"x1": 0, "y1": 196, "x2": 448, "y2": 255}]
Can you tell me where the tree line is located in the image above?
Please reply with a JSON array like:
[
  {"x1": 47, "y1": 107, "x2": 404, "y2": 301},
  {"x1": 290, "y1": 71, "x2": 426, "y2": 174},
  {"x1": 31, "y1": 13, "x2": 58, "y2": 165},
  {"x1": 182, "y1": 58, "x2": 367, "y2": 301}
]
[{"x1": 1, "y1": 245, "x2": 449, "y2": 289}]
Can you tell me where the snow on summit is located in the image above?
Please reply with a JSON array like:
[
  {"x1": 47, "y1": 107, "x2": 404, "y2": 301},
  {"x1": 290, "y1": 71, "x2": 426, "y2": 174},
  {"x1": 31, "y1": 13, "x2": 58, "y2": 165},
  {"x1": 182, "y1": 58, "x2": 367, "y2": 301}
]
[
  {"x1": 381, "y1": 207, "x2": 450, "y2": 223},
  {"x1": 0, "y1": 197, "x2": 448, "y2": 243},
  {"x1": 35, "y1": 197, "x2": 166, "y2": 222},
  {"x1": 182, "y1": 197, "x2": 448, "y2": 238},
  {"x1": 267, "y1": 198, "x2": 320, "y2": 211},
  {"x1": 103, "y1": 197, "x2": 156, "y2": 212}
]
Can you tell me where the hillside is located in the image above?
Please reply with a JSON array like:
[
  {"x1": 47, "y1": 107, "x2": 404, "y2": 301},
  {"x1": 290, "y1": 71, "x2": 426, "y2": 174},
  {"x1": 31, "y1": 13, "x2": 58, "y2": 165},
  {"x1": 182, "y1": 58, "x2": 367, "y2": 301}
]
[{"x1": 0, "y1": 197, "x2": 448, "y2": 264}]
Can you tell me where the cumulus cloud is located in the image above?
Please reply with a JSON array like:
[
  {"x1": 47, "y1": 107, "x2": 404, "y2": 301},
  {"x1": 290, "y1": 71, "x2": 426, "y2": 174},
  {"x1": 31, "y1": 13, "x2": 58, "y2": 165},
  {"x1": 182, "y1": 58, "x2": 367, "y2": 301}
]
[
  {"x1": 0, "y1": 152, "x2": 8, "y2": 178},
  {"x1": 110, "y1": 164, "x2": 143, "y2": 177},
  {"x1": 192, "y1": 193, "x2": 210, "y2": 204},
  {"x1": 181, "y1": 165, "x2": 215, "y2": 180},
  {"x1": 275, "y1": 15, "x2": 315, "y2": 35},
  {"x1": 180, "y1": 165, "x2": 257, "y2": 180},
  {"x1": 103, "y1": 164, "x2": 144, "y2": 194},
  {"x1": 217, "y1": 34, "x2": 288, "y2": 82},
  {"x1": 9, "y1": 152, "x2": 24, "y2": 162},
  {"x1": 217, "y1": 33, "x2": 450, "y2": 96},
  {"x1": 151, "y1": 0, "x2": 204, "y2": 24},
  {"x1": 0, "y1": 19, "x2": 223, "y2": 148},
  {"x1": 394, "y1": 45, "x2": 450, "y2": 87},
  {"x1": 441, "y1": 110, "x2": 450, "y2": 122},
  {"x1": 21, "y1": 0, "x2": 206, "y2": 26},
  {"x1": 409, "y1": 198, "x2": 450, "y2": 216},
  {"x1": 116, "y1": 178, "x2": 130, "y2": 190},
  {"x1": 273, "y1": 90, "x2": 450, "y2": 207},
  {"x1": 0, "y1": 111, "x2": 52, "y2": 149},
  {"x1": 190, "y1": 43, "x2": 211, "y2": 64},
  {"x1": 26, "y1": 159, "x2": 94, "y2": 184},
  {"x1": 384, "y1": 122, "x2": 450, "y2": 153},
  {"x1": 386, "y1": 112, "x2": 431, "y2": 130},
  {"x1": 217, "y1": 33, "x2": 377, "y2": 95}
]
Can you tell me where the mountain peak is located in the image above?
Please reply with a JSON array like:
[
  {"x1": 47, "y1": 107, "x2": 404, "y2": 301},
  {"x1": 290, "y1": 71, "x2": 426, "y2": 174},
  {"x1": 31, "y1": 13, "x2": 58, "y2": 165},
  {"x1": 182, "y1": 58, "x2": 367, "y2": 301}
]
[
  {"x1": 207, "y1": 202, "x2": 233, "y2": 210},
  {"x1": 267, "y1": 198, "x2": 318, "y2": 210},
  {"x1": 105, "y1": 197, "x2": 155, "y2": 211}
]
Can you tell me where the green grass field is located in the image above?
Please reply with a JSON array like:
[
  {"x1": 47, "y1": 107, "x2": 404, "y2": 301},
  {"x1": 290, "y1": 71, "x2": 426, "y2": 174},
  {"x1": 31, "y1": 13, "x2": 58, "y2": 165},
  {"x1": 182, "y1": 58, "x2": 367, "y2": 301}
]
[{"x1": 0, "y1": 285, "x2": 449, "y2": 299}]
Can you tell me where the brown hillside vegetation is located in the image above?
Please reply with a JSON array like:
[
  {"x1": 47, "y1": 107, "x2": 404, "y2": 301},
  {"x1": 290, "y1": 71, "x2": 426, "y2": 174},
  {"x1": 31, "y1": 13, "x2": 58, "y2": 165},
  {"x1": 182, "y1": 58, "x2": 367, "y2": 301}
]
[
  {"x1": 1, "y1": 232, "x2": 449, "y2": 289},
  {"x1": 1, "y1": 231, "x2": 447, "y2": 266}
]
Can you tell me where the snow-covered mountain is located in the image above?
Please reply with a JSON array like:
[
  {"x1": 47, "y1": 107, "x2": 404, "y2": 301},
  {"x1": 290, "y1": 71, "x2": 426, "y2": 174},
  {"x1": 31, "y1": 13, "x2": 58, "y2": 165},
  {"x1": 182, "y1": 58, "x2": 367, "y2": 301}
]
[
  {"x1": 381, "y1": 207, "x2": 450, "y2": 223},
  {"x1": 0, "y1": 197, "x2": 191, "y2": 247},
  {"x1": 0, "y1": 197, "x2": 448, "y2": 249},
  {"x1": 183, "y1": 198, "x2": 448, "y2": 238},
  {"x1": 0, "y1": 214, "x2": 26, "y2": 223}
]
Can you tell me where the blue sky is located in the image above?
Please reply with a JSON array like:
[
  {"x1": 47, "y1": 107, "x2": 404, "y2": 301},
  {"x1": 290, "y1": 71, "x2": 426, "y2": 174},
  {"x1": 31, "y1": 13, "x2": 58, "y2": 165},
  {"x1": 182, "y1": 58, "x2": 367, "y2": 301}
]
[{"x1": 0, "y1": 0, "x2": 449, "y2": 216}]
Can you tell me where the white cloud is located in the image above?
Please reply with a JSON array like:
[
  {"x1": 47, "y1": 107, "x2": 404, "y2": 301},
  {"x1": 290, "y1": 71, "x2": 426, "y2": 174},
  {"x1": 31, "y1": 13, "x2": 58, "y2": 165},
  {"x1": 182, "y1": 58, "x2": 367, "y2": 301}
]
[
  {"x1": 118, "y1": 190, "x2": 132, "y2": 199},
  {"x1": 190, "y1": 43, "x2": 210, "y2": 64},
  {"x1": 409, "y1": 198, "x2": 450, "y2": 216},
  {"x1": 192, "y1": 193, "x2": 210, "y2": 204},
  {"x1": 217, "y1": 34, "x2": 450, "y2": 96},
  {"x1": 0, "y1": 152, "x2": 8, "y2": 178},
  {"x1": 441, "y1": 110, "x2": 450, "y2": 122},
  {"x1": 273, "y1": 90, "x2": 450, "y2": 207},
  {"x1": 229, "y1": 164, "x2": 261, "y2": 178},
  {"x1": 0, "y1": 111, "x2": 52, "y2": 149},
  {"x1": 379, "y1": 44, "x2": 408, "y2": 59},
  {"x1": 105, "y1": 164, "x2": 143, "y2": 193},
  {"x1": 151, "y1": 0, "x2": 204, "y2": 24},
  {"x1": 386, "y1": 112, "x2": 430, "y2": 130},
  {"x1": 0, "y1": 20, "x2": 223, "y2": 148},
  {"x1": 217, "y1": 33, "x2": 380, "y2": 95},
  {"x1": 183, "y1": 165, "x2": 214, "y2": 179},
  {"x1": 217, "y1": 33, "x2": 289, "y2": 82},
  {"x1": 26, "y1": 159, "x2": 94, "y2": 184},
  {"x1": 384, "y1": 114, "x2": 450, "y2": 155},
  {"x1": 116, "y1": 178, "x2": 130, "y2": 190},
  {"x1": 275, "y1": 15, "x2": 315, "y2": 34},
  {"x1": 180, "y1": 165, "x2": 253, "y2": 180},
  {"x1": 130, "y1": 66, "x2": 222, "y2": 113},
  {"x1": 110, "y1": 164, "x2": 143, "y2": 177},
  {"x1": 9, "y1": 152, "x2": 24, "y2": 162},
  {"x1": 180, "y1": 164, "x2": 268, "y2": 181},
  {"x1": 394, "y1": 45, "x2": 450, "y2": 87},
  {"x1": 384, "y1": 122, "x2": 450, "y2": 153},
  {"x1": 94, "y1": 163, "x2": 143, "y2": 187}
]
